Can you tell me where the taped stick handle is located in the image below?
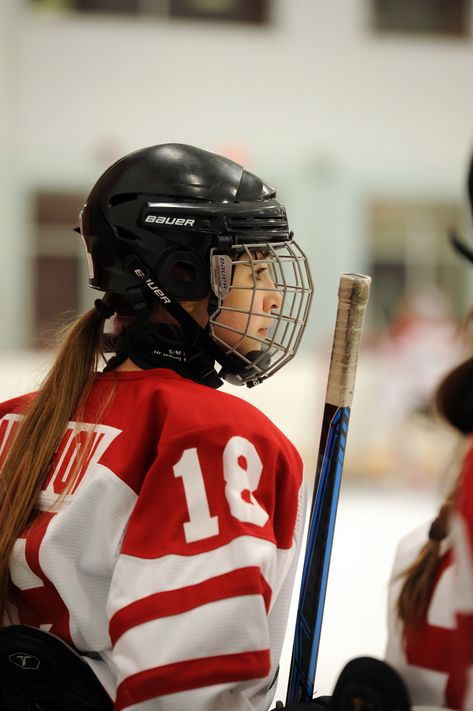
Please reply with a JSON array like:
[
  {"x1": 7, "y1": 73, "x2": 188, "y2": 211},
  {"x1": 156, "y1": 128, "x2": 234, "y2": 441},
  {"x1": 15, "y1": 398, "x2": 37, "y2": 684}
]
[
  {"x1": 326, "y1": 273, "x2": 372, "y2": 408},
  {"x1": 285, "y1": 272, "x2": 371, "y2": 705}
]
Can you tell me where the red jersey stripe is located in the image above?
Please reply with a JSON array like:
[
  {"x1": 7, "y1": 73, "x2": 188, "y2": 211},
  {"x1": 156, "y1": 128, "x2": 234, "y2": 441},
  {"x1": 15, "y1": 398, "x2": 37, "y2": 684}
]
[
  {"x1": 110, "y1": 567, "x2": 272, "y2": 645},
  {"x1": 115, "y1": 649, "x2": 270, "y2": 710},
  {"x1": 405, "y1": 624, "x2": 452, "y2": 672}
]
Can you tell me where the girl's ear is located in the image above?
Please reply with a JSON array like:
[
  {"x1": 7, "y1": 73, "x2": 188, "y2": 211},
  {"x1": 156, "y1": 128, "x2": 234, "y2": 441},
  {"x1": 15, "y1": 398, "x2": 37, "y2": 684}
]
[
  {"x1": 179, "y1": 300, "x2": 195, "y2": 314},
  {"x1": 180, "y1": 299, "x2": 210, "y2": 328}
]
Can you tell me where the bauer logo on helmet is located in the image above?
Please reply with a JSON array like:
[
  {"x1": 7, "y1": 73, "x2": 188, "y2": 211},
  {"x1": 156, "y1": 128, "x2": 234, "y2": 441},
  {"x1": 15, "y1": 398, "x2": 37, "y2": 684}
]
[{"x1": 144, "y1": 215, "x2": 196, "y2": 227}]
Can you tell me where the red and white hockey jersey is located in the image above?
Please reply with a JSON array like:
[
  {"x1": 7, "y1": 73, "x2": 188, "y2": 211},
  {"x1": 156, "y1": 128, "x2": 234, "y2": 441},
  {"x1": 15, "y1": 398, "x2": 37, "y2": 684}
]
[
  {"x1": 0, "y1": 368, "x2": 305, "y2": 711},
  {"x1": 385, "y1": 442, "x2": 473, "y2": 710},
  {"x1": 385, "y1": 523, "x2": 456, "y2": 707}
]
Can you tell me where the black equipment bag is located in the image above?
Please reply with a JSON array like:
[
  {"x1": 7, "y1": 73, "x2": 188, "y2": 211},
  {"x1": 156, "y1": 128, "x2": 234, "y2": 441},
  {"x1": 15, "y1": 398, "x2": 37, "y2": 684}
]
[{"x1": 0, "y1": 625, "x2": 113, "y2": 710}]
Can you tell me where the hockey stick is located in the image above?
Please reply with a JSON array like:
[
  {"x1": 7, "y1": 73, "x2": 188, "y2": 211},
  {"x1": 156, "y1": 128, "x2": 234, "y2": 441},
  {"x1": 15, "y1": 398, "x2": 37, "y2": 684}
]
[{"x1": 285, "y1": 273, "x2": 371, "y2": 705}]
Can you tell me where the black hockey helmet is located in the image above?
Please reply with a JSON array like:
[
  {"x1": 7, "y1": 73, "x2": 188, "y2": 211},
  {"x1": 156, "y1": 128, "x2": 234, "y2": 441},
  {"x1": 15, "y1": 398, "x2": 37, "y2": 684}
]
[
  {"x1": 80, "y1": 143, "x2": 291, "y2": 300},
  {"x1": 78, "y1": 143, "x2": 313, "y2": 387}
]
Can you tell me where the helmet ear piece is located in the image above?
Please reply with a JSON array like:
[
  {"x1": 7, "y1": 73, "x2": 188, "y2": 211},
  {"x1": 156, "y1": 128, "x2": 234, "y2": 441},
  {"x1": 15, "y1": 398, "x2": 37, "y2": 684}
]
[{"x1": 155, "y1": 250, "x2": 210, "y2": 300}]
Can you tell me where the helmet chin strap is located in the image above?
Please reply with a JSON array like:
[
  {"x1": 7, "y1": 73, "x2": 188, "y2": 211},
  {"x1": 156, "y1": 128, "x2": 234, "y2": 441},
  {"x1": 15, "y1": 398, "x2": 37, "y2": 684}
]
[
  {"x1": 114, "y1": 280, "x2": 224, "y2": 388},
  {"x1": 219, "y1": 350, "x2": 271, "y2": 387},
  {"x1": 122, "y1": 256, "x2": 270, "y2": 387}
]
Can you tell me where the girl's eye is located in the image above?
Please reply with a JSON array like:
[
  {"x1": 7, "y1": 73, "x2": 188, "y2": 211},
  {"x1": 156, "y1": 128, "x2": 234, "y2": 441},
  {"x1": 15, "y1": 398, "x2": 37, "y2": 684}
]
[{"x1": 254, "y1": 267, "x2": 268, "y2": 281}]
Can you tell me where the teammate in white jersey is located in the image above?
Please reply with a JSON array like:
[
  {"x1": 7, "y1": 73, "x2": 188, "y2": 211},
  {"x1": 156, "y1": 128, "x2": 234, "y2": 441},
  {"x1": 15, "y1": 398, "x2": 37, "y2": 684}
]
[
  {"x1": 0, "y1": 144, "x2": 315, "y2": 711},
  {"x1": 386, "y1": 154, "x2": 473, "y2": 710}
]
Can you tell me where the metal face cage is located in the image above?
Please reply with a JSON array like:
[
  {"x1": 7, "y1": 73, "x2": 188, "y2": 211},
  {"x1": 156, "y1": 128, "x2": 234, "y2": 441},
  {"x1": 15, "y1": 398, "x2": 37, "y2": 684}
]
[{"x1": 208, "y1": 240, "x2": 313, "y2": 386}]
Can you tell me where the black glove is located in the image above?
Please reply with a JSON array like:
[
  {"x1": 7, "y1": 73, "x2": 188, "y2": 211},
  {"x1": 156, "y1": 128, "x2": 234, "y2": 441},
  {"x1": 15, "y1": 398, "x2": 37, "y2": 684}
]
[
  {"x1": 272, "y1": 657, "x2": 410, "y2": 711},
  {"x1": 330, "y1": 657, "x2": 411, "y2": 711}
]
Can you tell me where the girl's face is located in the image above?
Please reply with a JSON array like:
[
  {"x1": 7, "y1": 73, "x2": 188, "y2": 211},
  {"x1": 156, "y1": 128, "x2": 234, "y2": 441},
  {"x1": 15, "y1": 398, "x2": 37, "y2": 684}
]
[{"x1": 212, "y1": 253, "x2": 283, "y2": 356}]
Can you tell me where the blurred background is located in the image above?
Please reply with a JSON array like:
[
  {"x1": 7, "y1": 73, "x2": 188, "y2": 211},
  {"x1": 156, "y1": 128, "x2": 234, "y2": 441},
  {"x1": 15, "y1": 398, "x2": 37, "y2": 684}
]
[{"x1": 1, "y1": 0, "x2": 473, "y2": 698}]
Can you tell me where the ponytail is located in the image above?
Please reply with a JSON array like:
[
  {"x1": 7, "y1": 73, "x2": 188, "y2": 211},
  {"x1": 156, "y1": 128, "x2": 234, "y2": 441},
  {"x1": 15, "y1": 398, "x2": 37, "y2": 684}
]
[
  {"x1": 396, "y1": 339, "x2": 473, "y2": 630},
  {"x1": 0, "y1": 306, "x2": 107, "y2": 623},
  {"x1": 396, "y1": 487, "x2": 456, "y2": 629}
]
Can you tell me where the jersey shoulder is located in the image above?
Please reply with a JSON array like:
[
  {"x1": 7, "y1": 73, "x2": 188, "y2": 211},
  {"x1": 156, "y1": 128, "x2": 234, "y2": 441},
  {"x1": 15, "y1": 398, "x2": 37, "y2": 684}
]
[
  {"x1": 160, "y1": 374, "x2": 300, "y2": 455},
  {"x1": 0, "y1": 392, "x2": 35, "y2": 418},
  {"x1": 87, "y1": 370, "x2": 303, "y2": 497}
]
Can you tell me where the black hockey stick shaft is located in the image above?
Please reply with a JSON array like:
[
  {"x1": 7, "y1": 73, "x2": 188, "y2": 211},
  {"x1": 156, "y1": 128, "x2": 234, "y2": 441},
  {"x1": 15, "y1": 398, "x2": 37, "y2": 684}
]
[{"x1": 286, "y1": 273, "x2": 371, "y2": 705}]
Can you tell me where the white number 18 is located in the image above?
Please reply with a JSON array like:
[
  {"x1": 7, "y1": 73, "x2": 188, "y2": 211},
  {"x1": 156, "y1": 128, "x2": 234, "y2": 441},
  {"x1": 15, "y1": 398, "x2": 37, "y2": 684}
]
[{"x1": 173, "y1": 436, "x2": 269, "y2": 543}]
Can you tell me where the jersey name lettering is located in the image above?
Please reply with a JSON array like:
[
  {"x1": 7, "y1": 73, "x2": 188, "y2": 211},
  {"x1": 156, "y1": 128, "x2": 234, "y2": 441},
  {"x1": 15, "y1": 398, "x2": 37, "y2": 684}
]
[
  {"x1": 40, "y1": 422, "x2": 121, "y2": 505},
  {"x1": 0, "y1": 413, "x2": 21, "y2": 468}
]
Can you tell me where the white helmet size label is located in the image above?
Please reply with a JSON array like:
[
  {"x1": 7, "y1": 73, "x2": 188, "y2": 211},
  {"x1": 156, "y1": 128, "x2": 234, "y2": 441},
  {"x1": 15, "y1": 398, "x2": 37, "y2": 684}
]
[
  {"x1": 211, "y1": 254, "x2": 233, "y2": 299},
  {"x1": 145, "y1": 215, "x2": 195, "y2": 227}
]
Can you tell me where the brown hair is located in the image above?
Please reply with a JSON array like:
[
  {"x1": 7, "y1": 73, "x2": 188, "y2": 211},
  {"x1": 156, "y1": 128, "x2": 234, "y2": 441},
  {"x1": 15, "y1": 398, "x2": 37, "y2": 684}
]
[
  {"x1": 396, "y1": 340, "x2": 473, "y2": 630},
  {"x1": 0, "y1": 302, "x2": 112, "y2": 623},
  {"x1": 396, "y1": 485, "x2": 457, "y2": 629}
]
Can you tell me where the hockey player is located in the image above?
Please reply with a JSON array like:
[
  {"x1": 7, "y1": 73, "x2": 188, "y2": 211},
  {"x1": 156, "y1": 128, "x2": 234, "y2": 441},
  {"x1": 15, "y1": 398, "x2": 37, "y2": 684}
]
[
  {"x1": 385, "y1": 155, "x2": 473, "y2": 710},
  {"x1": 0, "y1": 144, "x2": 314, "y2": 711}
]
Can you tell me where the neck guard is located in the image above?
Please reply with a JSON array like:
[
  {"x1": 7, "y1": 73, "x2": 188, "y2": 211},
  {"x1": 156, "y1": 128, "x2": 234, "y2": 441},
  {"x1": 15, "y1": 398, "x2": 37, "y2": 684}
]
[{"x1": 105, "y1": 323, "x2": 223, "y2": 389}]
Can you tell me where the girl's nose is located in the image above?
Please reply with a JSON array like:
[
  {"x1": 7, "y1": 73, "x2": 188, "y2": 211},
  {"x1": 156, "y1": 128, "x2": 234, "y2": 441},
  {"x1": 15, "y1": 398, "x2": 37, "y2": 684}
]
[{"x1": 263, "y1": 281, "x2": 283, "y2": 312}]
